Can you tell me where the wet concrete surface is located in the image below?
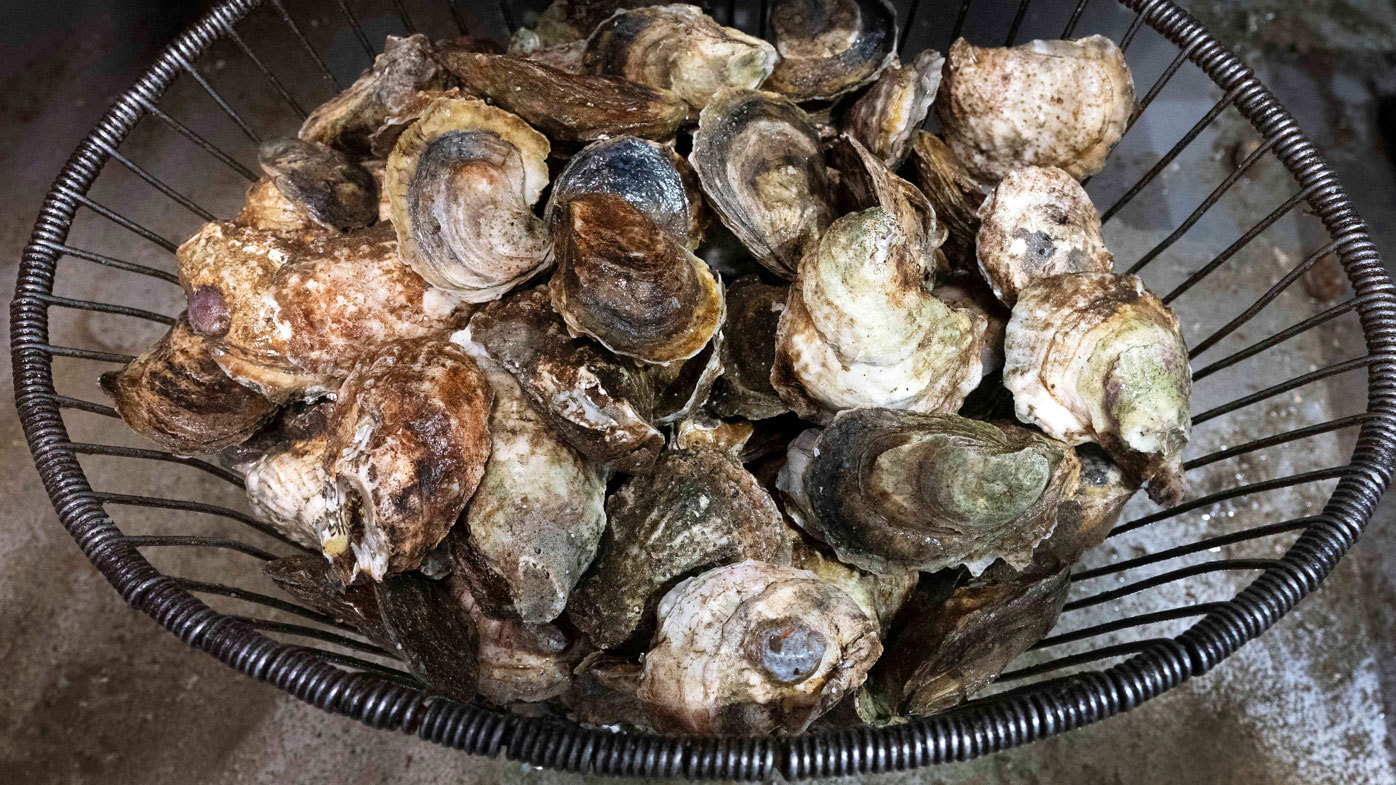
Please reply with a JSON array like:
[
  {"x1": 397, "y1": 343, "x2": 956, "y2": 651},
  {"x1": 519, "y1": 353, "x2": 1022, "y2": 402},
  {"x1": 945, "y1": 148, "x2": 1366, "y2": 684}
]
[{"x1": 2, "y1": 1, "x2": 1395, "y2": 783}]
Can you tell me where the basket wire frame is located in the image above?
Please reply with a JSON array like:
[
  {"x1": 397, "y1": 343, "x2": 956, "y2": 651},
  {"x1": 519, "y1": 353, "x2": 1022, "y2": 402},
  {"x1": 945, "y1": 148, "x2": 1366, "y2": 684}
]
[{"x1": 9, "y1": 0, "x2": 1396, "y2": 779}]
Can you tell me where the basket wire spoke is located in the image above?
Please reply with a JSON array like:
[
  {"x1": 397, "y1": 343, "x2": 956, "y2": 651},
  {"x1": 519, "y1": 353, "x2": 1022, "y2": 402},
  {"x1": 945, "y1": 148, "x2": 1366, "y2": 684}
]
[{"x1": 9, "y1": 0, "x2": 1395, "y2": 779}]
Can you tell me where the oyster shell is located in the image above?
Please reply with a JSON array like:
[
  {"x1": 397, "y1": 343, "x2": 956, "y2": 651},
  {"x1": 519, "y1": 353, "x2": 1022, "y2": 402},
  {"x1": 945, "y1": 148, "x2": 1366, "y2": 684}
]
[
  {"x1": 241, "y1": 406, "x2": 335, "y2": 550},
  {"x1": 778, "y1": 408, "x2": 1080, "y2": 575},
  {"x1": 566, "y1": 449, "x2": 792, "y2": 649},
  {"x1": 448, "y1": 575, "x2": 576, "y2": 704},
  {"x1": 546, "y1": 136, "x2": 707, "y2": 250},
  {"x1": 649, "y1": 329, "x2": 724, "y2": 424},
  {"x1": 446, "y1": 338, "x2": 607, "y2": 624},
  {"x1": 671, "y1": 412, "x2": 755, "y2": 455},
  {"x1": 710, "y1": 276, "x2": 792, "y2": 421},
  {"x1": 1033, "y1": 444, "x2": 1138, "y2": 572},
  {"x1": 549, "y1": 193, "x2": 725, "y2": 365},
  {"x1": 235, "y1": 177, "x2": 323, "y2": 241},
  {"x1": 842, "y1": 49, "x2": 944, "y2": 168},
  {"x1": 299, "y1": 34, "x2": 451, "y2": 156},
  {"x1": 770, "y1": 208, "x2": 986, "y2": 421},
  {"x1": 563, "y1": 651, "x2": 651, "y2": 730},
  {"x1": 829, "y1": 133, "x2": 946, "y2": 274},
  {"x1": 367, "y1": 86, "x2": 469, "y2": 159},
  {"x1": 937, "y1": 36, "x2": 1135, "y2": 182},
  {"x1": 789, "y1": 539, "x2": 917, "y2": 633},
  {"x1": 385, "y1": 96, "x2": 553, "y2": 303},
  {"x1": 582, "y1": 5, "x2": 777, "y2": 113},
  {"x1": 441, "y1": 52, "x2": 688, "y2": 144},
  {"x1": 933, "y1": 275, "x2": 1009, "y2": 373},
  {"x1": 862, "y1": 567, "x2": 1068, "y2": 718},
  {"x1": 468, "y1": 287, "x2": 662, "y2": 474},
  {"x1": 99, "y1": 318, "x2": 277, "y2": 456},
  {"x1": 516, "y1": 39, "x2": 588, "y2": 73},
  {"x1": 508, "y1": 0, "x2": 652, "y2": 51},
  {"x1": 909, "y1": 131, "x2": 985, "y2": 270},
  {"x1": 639, "y1": 559, "x2": 880, "y2": 735},
  {"x1": 1003, "y1": 272, "x2": 1191, "y2": 504},
  {"x1": 977, "y1": 166, "x2": 1114, "y2": 306},
  {"x1": 764, "y1": 0, "x2": 898, "y2": 102},
  {"x1": 689, "y1": 88, "x2": 835, "y2": 280},
  {"x1": 178, "y1": 222, "x2": 472, "y2": 402},
  {"x1": 318, "y1": 336, "x2": 493, "y2": 581},
  {"x1": 256, "y1": 138, "x2": 377, "y2": 233}
]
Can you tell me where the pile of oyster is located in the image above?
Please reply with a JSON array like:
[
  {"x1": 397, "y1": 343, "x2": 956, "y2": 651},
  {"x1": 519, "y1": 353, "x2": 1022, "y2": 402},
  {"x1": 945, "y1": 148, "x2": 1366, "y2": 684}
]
[{"x1": 103, "y1": 0, "x2": 1190, "y2": 733}]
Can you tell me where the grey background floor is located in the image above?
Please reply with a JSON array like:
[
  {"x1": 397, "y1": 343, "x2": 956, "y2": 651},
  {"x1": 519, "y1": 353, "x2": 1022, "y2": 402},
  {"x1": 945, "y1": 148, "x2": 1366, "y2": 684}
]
[{"x1": 3, "y1": 1, "x2": 1396, "y2": 783}]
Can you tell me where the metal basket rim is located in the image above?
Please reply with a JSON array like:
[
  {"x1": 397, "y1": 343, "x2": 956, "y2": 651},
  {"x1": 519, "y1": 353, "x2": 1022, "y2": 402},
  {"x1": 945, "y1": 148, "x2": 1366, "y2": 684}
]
[{"x1": 9, "y1": 0, "x2": 1396, "y2": 778}]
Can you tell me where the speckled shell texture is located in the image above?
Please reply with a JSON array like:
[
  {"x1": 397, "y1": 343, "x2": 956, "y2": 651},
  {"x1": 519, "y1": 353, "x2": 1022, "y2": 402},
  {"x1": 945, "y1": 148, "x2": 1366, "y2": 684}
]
[{"x1": 830, "y1": 134, "x2": 947, "y2": 274}]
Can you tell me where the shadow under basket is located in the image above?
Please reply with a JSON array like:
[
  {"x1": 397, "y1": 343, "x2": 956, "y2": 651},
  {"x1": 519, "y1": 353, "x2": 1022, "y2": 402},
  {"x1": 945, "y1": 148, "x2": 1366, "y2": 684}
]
[{"x1": 9, "y1": 0, "x2": 1396, "y2": 779}]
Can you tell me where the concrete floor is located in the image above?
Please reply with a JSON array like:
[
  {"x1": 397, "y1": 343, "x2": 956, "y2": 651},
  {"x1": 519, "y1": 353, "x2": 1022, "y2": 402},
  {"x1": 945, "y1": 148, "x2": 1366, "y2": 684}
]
[{"x1": 2, "y1": 1, "x2": 1396, "y2": 783}]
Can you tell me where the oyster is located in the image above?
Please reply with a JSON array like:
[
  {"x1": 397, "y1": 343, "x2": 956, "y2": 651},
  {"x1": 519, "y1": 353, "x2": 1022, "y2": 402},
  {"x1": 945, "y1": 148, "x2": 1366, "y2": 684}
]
[
  {"x1": 710, "y1": 276, "x2": 791, "y2": 421},
  {"x1": 441, "y1": 52, "x2": 688, "y2": 144},
  {"x1": 639, "y1": 560, "x2": 880, "y2": 735},
  {"x1": 862, "y1": 567, "x2": 1068, "y2": 718},
  {"x1": 778, "y1": 408, "x2": 1080, "y2": 575},
  {"x1": 178, "y1": 222, "x2": 471, "y2": 402},
  {"x1": 671, "y1": 412, "x2": 755, "y2": 455},
  {"x1": 318, "y1": 336, "x2": 493, "y2": 581},
  {"x1": 256, "y1": 138, "x2": 377, "y2": 233},
  {"x1": 508, "y1": 0, "x2": 652, "y2": 51},
  {"x1": 764, "y1": 0, "x2": 898, "y2": 102},
  {"x1": 563, "y1": 651, "x2": 651, "y2": 730},
  {"x1": 549, "y1": 193, "x2": 724, "y2": 365},
  {"x1": 241, "y1": 406, "x2": 335, "y2": 550},
  {"x1": 516, "y1": 39, "x2": 588, "y2": 73},
  {"x1": 448, "y1": 575, "x2": 576, "y2": 704},
  {"x1": 937, "y1": 36, "x2": 1135, "y2": 182},
  {"x1": 689, "y1": 89, "x2": 835, "y2": 280},
  {"x1": 235, "y1": 177, "x2": 323, "y2": 240},
  {"x1": 649, "y1": 329, "x2": 724, "y2": 425},
  {"x1": 582, "y1": 5, "x2": 777, "y2": 113},
  {"x1": 789, "y1": 539, "x2": 917, "y2": 633},
  {"x1": 977, "y1": 166, "x2": 1114, "y2": 306},
  {"x1": 829, "y1": 133, "x2": 946, "y2": 274},
  {"x1": 468, "y1": 287, "x2": 663, "y2": 474},
  {"x1": 385, "y1": 96, "x2": 553, "y2": 303},
  {"x1": 566, "y1": 449, "x2": 792, "y2": 649},
  {"x1": 909, "y1": 131, "x2": 985, "y2": 270},
  {"x1": 99, "y1": 318, "x2": 277, "y2": 456},
  {"x1": 933, "y1": 276, "x2": 1009, "y2": 373},
  {"x1": 366, "y1": 86, "x2": 469, "y2": 159},
  {"x1": 299, "y1": 34, "x2": 451, "y2": 155},
  {"x1": 447, "y1": 338, "x2": 607, "y2": 624},
  {"x1": 770, "y1": 208, "x2": 986, "y2": 421},
  {"x1": 1033, "y1": 444, "x2": 1138, "y2": 571},
  {"x1": 1004, "y1": 272, "x2": 1191, "y2": 504},
  {"x1": 546, "y1": 136, "x2": 707, "y2": 250},
  {"x1": 842, "y1": 49, "x2": 944, "y2": 168}
]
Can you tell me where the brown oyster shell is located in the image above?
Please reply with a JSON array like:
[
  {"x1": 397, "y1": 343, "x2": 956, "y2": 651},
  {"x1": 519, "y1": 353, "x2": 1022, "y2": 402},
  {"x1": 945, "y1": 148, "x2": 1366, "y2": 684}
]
[
  {"x1": 256, "y1": 138, "x2": 377, "y2": 233},
  {"x1": 99, "y1": 318, "x2": 277, "y2": 456},
  {"x1": 318, "y1": 336, "x2": 493, "y2": 581},
  {"x1": 1032, "y1": 444, "x2": 1138, "y2": 572},
  {"x1": 909, "y1": 130, "x2": 986, "y2": 271},
  {"x1": 639, "y1": 560, "x2": 880, "y2": 735},
  {"x1": 549, "y1": 193, "x2": 724, "y2": 365},
  {"x1": 447, "y1": 339, "x2": 607, "y2": 623},
  {"x1": 710, "y1": 276, "x2": 792, "y2": 421},
  {"x1": 789, "y1": 539, "x2": 917, "y2": 634},
  {"x1": 441, "y1": 52, "x2": 688, "y2": 144},
  {"x1": 937, "y1": 36, "x2": 1135, "y2": 182},
  {"x1": 385, "y1": 96, "x2": 553, "y2": 303},
  {"x1": 671, "y1": 412, "x2": 755, "y2": 455},
  {"x1": 299, "y1": 34, "x2": 451, "y2": 156},
  {"x1": 563, "y1": 651, "x2": 651, "y2": 730},
  {"x1": 582, "y1": 4, "x2": 777, "y2": 113},
  {"x1": 829, "y1": 133, "x2": 946, "y2": 274},
  {"x1": 976, "y1": 165, "x2": 1114, "y2": 306},
  {"x1": 764, "y1": 0, "x2": 899, "y2": 102},
  {"x1": 778, "y1": 408, "x2": 1080, "y2": 575},
  {"x1": 468, "y1": 287, "x2": 662, "y2": 474},
  {"x1": 235, "y1": 177, "x2": 323, "y2": 241},
  {"x1": 448, "y1": 575, "x2": 576, "y2": 705},
  {"x1": 689, "y1": 88, "x2": 835, "y2": 280},
  {"x1": 649, "y1": 329, "x2": 724, "y2": 425},
  {"x1": 508, "y1": 0, "x2": 653, "y2": 52},
  {"x1": 566, "y1": 449, "x2": 793, "y2": 650},
  {"x1": 366, "y1": 86, "x2": 470, "y2": 159},
  {"x1": 842, "y1": 48, "x2": 944, "y2": 168}
]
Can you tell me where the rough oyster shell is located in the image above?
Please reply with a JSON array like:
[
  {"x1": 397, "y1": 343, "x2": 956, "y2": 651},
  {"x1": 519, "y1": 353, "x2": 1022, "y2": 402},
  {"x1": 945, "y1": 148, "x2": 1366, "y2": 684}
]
[
  {"x1": 764, "y1": 0, "x2": 898, "y2": 102},
  {"x1": 829, "y1": 133, "x2": 947, "y2": 275},
  {"x1": 446, "y1": 338, "x2": 607, "y2": 624},
  {"x1": 639, "y1": 559, "x2": 881, "y2": 735},
  {"x1": 508, "y1": 0, "x2": 652, "y2": 51},
  {"x1": 468, "y1": 287, "x2": 662, "y2": 474},
  {"x1": 366, "y1": 86, "x2": 470, "y2": 159},
  {"x1": 909, "y1": 130, "x2": 985, "y2": 270},
  {"x1": 385, "y1": 96, "x2": 553, "y2": 303},
  {"x1": 241, "y1": 407, "x2": 334, "y2": 550},
  {"x1": 710, "y1": 276, "x2": 792, "y2": 421},
  {"x1": 99, "y1": 318, "x2": 277, "y2": 456},
  {"x1": 442, "y1": 52, "x2": 688, "y2": 144},
  {"x1": 689, "y1": 88, "x2": 835, "y2": 280},
  {"x1": 562, "y1": 651, "x2": 651, "y2": 730},
  {"x1": 299, "y1": 34, "x2": 451, "y2": 156},
  {"x1": 977, "y1": 165, "x2": 1114, "y2": 306},
  {"x1": 770, "y1": 208, "x2": 986, "y2": 421},
  {"x1": 933, "y1": 275, "x2": 1009, "y2": 374},
  {"x1": 789, "y1": 539, "x2": 917, "y2": 634},
  {"x1": 842, "y1": 49, "x2": 944, "y2": 168},
  {"x1": 1032, "y1": 444, "x2": 1138, "y2": 572},
  {"x1": 448, "y1": 574, "x2": 576, "y2": 705},
  {"x1": 937, "y1": 36, "x2": 1135, "y2": 182},
  {"x1": 671, "y1": 411, "x2": 755, "y2": 455},
  {"x1": 235, "y1": 177, "x2": 323, "y2": 241},
  {"x1": 582, "y1": 4, "x2": 777, "y2": 114},
  {"x1": 649, "y1": 328, "x2": 724, "y2": 425},
  {"x1": 546, "y1": 135, "x2": 707, "y2": 250},
  {"x1": 1003, "y1": 272, "x2": 1191, "y2": 504},
  {"x1": 778, "y1": 408, "x2": 1080, "y2": 575},
  {"x1": 256, "y1": 138, "x2": 377, "y2": 233},
  {"x1": 566, "y1": 449, "x2": 793, "y2": 650},
  {"x1": 549, "y1": 193, "x2": 725, "y2": 365},
  {"x1": 318, "y1": 336, "x2": 493, "y2": 581}
]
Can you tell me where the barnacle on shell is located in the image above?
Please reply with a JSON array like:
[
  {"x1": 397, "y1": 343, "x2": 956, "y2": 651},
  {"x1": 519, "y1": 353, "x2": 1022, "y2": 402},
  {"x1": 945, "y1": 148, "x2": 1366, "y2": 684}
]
[
  {"x1": 764, "y1": 0, "x2": 899, "y2": 102},
  {"x1": 843, "y1": 49, "x2": 944, "y2": 168}
]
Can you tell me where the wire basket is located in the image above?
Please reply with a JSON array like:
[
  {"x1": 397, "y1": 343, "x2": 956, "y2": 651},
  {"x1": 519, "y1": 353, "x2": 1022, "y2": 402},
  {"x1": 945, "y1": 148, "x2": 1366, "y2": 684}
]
[{"x1": 9, "y1": 0, "x2": 1396, "y2": 778}]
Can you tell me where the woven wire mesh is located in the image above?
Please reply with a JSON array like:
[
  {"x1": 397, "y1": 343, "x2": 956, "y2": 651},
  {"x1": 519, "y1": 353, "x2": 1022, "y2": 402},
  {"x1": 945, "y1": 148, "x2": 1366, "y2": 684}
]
[{"x1": 8, "y1": 0, "x2": 1396, "y2": 778}]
